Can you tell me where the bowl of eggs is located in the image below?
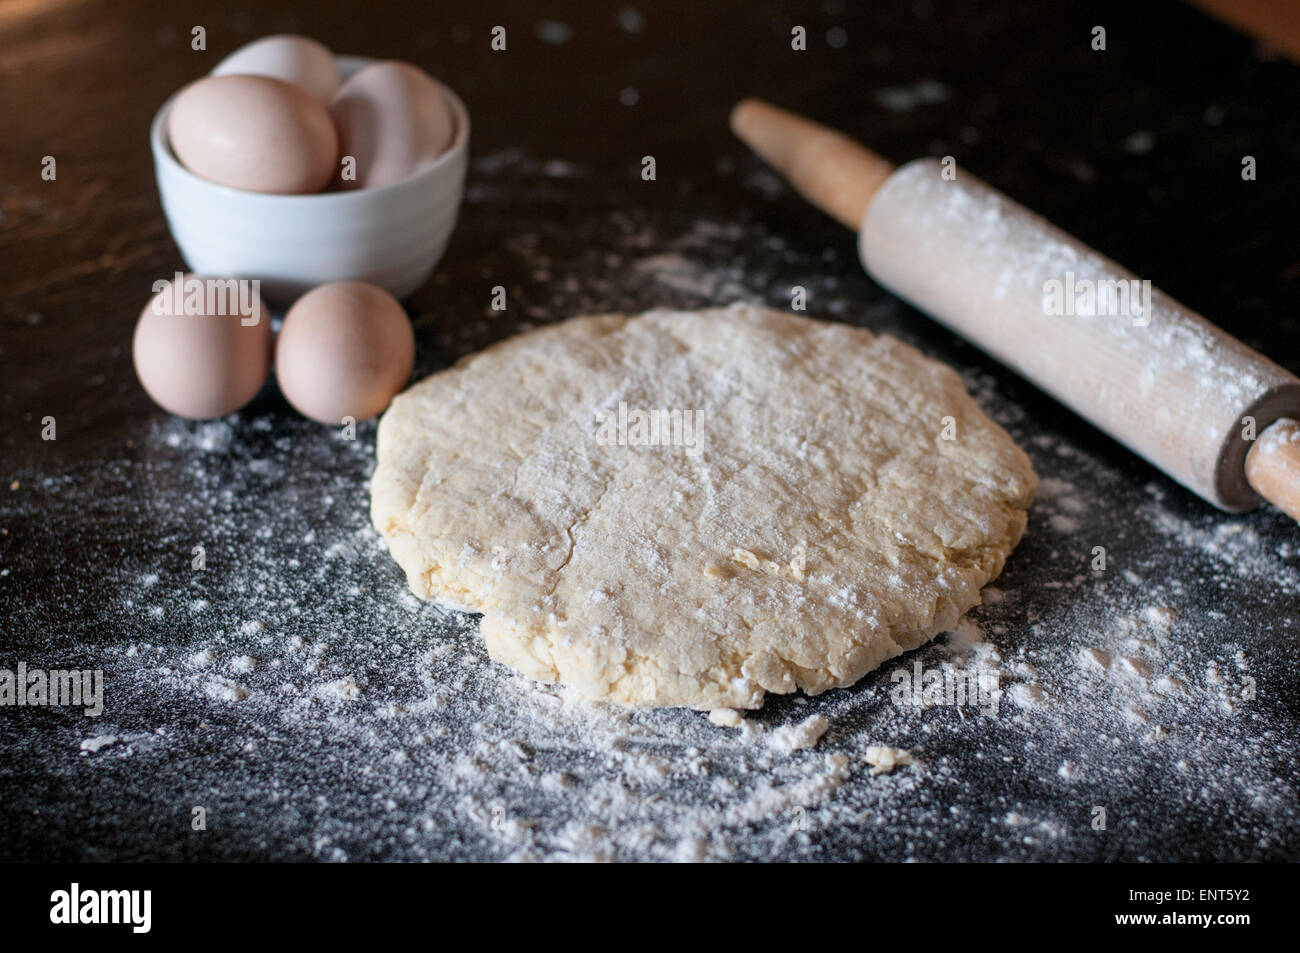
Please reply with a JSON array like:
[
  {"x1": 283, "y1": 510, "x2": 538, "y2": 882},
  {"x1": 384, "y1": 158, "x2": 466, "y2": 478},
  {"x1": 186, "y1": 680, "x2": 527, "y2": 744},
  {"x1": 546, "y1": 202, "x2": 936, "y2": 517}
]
[
  {"x1": 135, "y1": 36, "x2": 460, "y2": 426},
  {"x1": 150, "y1": 35, "x2": 469, "y2": 303}
]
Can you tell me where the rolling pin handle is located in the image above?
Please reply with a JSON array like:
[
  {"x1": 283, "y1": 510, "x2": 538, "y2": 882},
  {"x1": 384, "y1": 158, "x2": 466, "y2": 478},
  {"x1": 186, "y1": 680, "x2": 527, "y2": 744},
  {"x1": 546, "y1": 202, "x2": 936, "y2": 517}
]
[
  {"x1": 1245, "y1": 418, "x2": 1300, "y2": 523},
  {"x1": 729, "y1": 98, "x2": 895, "y2": 231}
]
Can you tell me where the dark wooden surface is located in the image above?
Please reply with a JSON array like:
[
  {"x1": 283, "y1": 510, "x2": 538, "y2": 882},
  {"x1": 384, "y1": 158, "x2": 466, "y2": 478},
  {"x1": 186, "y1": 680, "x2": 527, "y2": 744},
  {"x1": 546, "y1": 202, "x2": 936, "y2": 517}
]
[{"x1": 2, "y1": 0, "x2": 1298, "y2": 861}]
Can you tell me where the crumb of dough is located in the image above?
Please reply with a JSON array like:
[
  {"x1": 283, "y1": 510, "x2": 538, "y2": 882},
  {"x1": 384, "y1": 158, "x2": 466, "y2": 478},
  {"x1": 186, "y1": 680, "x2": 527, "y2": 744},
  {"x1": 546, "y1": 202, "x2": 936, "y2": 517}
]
[
  {"x1": 708, "y1": 708, "x2": 743, "y2": 728},
  {"x1": 864, "y1": 745, "x2": 914, "y2": 775}
]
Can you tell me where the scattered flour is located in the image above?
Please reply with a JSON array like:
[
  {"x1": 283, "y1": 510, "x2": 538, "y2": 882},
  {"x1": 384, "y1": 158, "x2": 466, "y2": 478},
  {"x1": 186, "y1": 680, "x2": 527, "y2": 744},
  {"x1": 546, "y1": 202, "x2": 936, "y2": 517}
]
[
  {"x1": 5, "y1": 162, "x2": 1297, "y2": 863},
  {"x1": 768, "y1": 715, "x2": 830, "y2": 754}
]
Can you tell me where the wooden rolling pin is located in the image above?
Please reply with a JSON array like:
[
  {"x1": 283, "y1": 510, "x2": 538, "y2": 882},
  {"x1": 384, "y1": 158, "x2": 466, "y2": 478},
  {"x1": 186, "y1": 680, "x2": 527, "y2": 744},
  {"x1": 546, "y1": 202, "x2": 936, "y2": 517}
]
[{"x1": 731, "y1": 98, "x2": 1300, "y2": 524}]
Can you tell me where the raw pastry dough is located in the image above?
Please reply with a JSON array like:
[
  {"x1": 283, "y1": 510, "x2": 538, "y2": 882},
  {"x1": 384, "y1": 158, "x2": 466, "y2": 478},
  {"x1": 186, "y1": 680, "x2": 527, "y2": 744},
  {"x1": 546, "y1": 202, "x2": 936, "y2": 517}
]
[{"x1": 371, "y1": 304, "x2": 1035, "y2": 709}]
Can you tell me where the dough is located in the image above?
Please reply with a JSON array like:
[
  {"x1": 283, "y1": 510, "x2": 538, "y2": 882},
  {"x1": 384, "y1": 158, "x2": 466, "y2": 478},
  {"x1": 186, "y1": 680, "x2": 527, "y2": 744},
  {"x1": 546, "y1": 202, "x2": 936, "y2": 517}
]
[{"x1": 371, "y1": 304, "x2": 1036, "y2": 710}]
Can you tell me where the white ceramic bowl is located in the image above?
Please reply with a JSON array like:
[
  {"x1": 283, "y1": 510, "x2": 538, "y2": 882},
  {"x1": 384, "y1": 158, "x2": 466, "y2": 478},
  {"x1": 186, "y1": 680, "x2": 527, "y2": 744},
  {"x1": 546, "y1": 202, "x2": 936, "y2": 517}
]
[{"x1": 150, "y1": 55, "x2": 469, "y2": 303}]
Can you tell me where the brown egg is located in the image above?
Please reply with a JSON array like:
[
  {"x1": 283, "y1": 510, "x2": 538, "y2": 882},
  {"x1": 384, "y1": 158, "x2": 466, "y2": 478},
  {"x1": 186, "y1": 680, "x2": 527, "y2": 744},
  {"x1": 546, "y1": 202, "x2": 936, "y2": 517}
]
[
  {"x1": 211, "y1": 34, "x2": 341, "y2": 106},
  {"x1": 133, "y1": 275, "x2": 272, "y2": 419},
  {"x1": 330, "y1": 61, "x2": 455, "y2": 191},
  {"x1": 168, "y1": 74, "x2": 338, "y2": 194},
  {"x1": 275, "y1": 282, "x2": 415, "y2": 424}
]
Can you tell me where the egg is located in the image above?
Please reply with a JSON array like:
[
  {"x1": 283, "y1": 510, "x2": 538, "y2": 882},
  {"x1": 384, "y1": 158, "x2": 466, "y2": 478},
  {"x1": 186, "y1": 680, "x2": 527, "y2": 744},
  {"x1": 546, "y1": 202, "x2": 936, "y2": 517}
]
[
  {"x1": 133, "y1": 275, "x2": 272, "y2": 419},
  {"x1": 211, "y1": 34, "x2": 340, "y2": 105},
  {"x1": 330, "y1": 61, "x2": 455, "y2": 190},
  {"x1": 168, "y1": 75, "x2": 338, "y2": 194},
  {"x1": 275, "y1": 282, "x2": 415, "y2": 424}
]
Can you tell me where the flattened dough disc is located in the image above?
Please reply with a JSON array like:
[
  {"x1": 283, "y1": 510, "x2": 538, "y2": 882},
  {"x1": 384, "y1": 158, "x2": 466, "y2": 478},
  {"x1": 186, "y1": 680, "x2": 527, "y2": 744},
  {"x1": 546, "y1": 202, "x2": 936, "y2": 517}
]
[{"x1": 371, "y1": 304, "x2": 1036, "y2": 710}]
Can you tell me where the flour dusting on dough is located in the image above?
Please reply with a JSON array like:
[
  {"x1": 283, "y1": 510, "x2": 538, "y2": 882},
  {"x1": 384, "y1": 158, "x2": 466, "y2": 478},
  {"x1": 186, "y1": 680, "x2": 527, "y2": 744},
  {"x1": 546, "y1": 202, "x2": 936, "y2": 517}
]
[{"x1": 372, "y1": 304, "x2": 1036, "y2": 709}]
